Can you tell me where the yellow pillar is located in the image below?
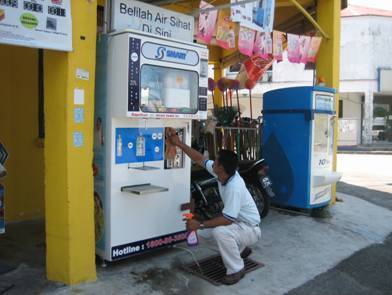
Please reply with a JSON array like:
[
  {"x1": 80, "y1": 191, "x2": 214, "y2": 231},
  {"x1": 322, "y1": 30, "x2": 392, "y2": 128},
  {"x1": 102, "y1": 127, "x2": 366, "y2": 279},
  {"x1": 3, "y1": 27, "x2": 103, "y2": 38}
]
[
  {"x1": 316, "y1": 0, "x2": 341, "y2": 202},
  {"x1": 213, "y1": 62, "x2": 224, "y2": 107},
  {"x1": 44, "y1": 0, "x2": 97, "y2": 284}
]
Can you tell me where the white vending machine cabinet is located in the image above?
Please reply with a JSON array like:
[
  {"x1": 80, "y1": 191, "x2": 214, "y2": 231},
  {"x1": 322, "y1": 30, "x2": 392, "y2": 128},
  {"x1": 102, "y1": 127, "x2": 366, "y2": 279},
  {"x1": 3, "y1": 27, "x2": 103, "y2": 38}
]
[{"x1": 94, "y1": 30, "x2": 208, "y2": 261}]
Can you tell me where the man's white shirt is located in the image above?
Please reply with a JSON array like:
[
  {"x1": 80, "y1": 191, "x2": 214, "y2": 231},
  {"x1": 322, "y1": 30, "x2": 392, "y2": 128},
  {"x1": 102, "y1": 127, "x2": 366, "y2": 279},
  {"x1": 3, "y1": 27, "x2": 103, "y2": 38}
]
[{"x1": 204, "y1": 160, "x2": 261, "y2": 226}]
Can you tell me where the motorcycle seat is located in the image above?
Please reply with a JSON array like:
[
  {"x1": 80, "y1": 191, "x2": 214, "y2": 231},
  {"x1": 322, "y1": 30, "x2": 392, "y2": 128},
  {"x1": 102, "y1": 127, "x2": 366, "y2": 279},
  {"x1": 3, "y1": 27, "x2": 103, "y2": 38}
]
[{"x1": 238, "y1": 159, "x2": 266, "y2": 174}]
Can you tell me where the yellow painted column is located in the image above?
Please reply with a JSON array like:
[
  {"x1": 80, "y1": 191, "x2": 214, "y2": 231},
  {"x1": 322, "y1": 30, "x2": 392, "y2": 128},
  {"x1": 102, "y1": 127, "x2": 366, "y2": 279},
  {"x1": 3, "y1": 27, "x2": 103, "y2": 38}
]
[
  {"x1": 44, "y1": 0, "x2": 97, "y2": 284},
  {"x1": 213, "y1": 62, "x2": 224, "y2": 107},
  {"x1": 316, "y1": 0, "x2": 341, "y2": 202}
]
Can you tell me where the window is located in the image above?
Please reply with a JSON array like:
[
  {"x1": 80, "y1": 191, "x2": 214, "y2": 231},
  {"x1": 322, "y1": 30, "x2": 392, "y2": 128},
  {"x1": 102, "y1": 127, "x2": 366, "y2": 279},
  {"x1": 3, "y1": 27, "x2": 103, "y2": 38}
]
[{"x1": 140, "y1": 65, "x2": 199, "y2": 114}]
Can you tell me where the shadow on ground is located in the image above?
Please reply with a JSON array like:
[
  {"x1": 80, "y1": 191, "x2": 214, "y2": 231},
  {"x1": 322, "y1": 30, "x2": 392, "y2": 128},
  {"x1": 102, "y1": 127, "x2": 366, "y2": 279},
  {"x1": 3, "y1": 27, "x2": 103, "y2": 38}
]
[
  {"x1": 285, "y1": 233, "x2": 392, "y2": 295},
  {"x1": 337, "y1": 182, "x2": 392, "y2": 211}
]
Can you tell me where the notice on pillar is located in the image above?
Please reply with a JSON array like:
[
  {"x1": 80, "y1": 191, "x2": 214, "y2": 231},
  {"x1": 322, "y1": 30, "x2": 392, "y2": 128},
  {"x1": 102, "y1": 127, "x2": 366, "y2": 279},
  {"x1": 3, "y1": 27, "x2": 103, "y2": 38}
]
[
  {"x1": 73, "y1": 132, "x2": 84, "y2": 148},
  {"x1": 111, "y1": 0, "x2": 194, "y2": 42},
  {"x1": 0, "y1": 0, "x2": 72, "y2": 51}
]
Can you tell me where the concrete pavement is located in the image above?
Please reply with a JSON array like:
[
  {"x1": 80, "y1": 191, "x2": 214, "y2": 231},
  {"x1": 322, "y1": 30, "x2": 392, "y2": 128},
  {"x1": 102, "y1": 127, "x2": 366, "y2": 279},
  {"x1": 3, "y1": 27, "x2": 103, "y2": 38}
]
[
  {"x1": 1, "y1": 192, "x2": 389, "y2": 295},
  {"x1": 1, "y1": 154, "x2": 391, "y2": 294}
]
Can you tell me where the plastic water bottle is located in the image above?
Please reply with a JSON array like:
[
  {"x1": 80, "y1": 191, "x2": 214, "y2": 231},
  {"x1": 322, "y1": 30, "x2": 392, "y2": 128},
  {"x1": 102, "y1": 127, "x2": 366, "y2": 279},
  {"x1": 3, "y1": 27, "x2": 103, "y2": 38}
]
[
  {"x1": 116, "y1": 134, "x2": 123, "y2": 157},
  {"x1": 136, "y1": 135, "x2": 145, "y2": 157},
  {"x1": 183, "y1": 213, "x2": 199, "y2": 247}
]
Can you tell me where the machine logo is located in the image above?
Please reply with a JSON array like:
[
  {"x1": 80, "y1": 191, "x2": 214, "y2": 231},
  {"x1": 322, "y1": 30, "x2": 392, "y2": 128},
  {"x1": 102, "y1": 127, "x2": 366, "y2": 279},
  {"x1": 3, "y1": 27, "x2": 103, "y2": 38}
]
[
  {"x1": 154, "y1": 46, "x2": 186, "y2": 60},
  {"x1": 142, "y1": 42, "x2": 199, "y2": 66},
  {"x1": 155, "y1": 46, "x2": 166, "y2": 59}
]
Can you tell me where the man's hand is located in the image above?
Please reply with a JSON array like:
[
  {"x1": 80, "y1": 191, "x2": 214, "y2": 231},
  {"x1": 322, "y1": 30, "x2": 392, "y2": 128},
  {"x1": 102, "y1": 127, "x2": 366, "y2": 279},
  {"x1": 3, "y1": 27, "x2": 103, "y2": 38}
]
[
  {"x1": 187, "y1": 219, "x2": 201, "y2": 231},
  {"x1": 166, "y1": 127, "x2": 182, "y2": 147}
]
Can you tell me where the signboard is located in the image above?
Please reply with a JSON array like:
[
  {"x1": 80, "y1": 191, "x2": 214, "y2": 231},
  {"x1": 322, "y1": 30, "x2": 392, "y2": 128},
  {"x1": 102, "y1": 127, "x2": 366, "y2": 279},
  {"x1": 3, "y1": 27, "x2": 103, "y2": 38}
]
[
  {"x1": 0, "y1": 0, "x2": 72, "y2": 51},
  {"x1": 111, "y1": 0, "x2": 194, "y2": 42},
  {"x1": 115, "y1": 127, "x2": 164, "y2": 164}
]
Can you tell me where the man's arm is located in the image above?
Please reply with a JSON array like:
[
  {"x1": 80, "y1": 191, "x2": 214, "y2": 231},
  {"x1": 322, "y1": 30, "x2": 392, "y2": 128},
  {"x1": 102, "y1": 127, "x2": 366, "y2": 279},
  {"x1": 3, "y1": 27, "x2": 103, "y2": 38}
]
[
  {"x1": 166, "y1": 128, "x2": 205, "y2": 167},
  {"x1": 187, "y1": 215, "x2": 232, "y2": 231}
]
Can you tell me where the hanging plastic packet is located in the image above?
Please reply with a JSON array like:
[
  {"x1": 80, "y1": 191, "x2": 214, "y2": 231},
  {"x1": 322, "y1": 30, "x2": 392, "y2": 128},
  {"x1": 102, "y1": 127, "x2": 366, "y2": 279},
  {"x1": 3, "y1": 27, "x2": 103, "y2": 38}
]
[
  {"x1": 287, "y1": 33, "x2": 300, "y2": 63},
  {"x1": 273, "y1": 30, "x2": 284, "y2": 61},
  {"x1": 307, "y1": 36, "x2": 322, "y2": 63},
  {"x1": 299, "y1": 35, "x2": 311, "y2": 64},
  {"x1": 238, "y1": 26, "x2": 256, "y2": 57},
  {"x1": 254, "y1": 31, "x2": 272, "y2": 60},
  {"x1": 230, "y1": 0, "x2": 247, "y2": 23},
  {"x1": 197, "y1": 1, "x2": 218, "y2": 44},
  {"x1": 216, "y1": 9, "x2": 236, "y2": 49}
]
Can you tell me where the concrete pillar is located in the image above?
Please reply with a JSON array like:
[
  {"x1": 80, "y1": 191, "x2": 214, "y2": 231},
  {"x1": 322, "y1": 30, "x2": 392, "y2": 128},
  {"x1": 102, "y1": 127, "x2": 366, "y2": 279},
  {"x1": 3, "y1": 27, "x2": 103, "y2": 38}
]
[
  {"x1": 44, "y1": 0, "x2": 97, "y2": 284},
  {"x1": 316, "y1": 0, "x2": 341, "y2": 202},
  {"x1": 362, "y1": 91, "x2": 374, "y2": 145}
]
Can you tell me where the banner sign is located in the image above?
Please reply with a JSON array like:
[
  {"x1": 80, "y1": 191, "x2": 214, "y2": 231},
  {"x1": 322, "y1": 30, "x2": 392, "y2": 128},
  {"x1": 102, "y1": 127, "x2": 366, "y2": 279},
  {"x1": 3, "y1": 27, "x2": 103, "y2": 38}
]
[
  {"x1": 0, "y1": 0, "x2": 72, "y2": 51},
  {"x1": 111, "y1": 0, "x2": 194, "y2": 42}
]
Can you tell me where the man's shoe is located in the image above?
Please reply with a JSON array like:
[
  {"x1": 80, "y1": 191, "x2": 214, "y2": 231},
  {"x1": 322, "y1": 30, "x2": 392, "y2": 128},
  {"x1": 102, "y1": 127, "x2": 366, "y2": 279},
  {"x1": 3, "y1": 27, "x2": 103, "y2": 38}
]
[
  {"x1": 221, "y1": 268, "x2": 245, "y2": 285},
  {"x1": 240, "y1": 247, "x2": 252, "y2": 259}
]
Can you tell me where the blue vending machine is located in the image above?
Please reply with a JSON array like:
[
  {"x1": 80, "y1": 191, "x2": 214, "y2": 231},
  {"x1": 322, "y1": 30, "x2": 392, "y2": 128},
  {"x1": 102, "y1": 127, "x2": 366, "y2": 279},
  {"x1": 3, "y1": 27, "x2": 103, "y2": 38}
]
[{"x1": 262, "y1": 86, "x2": 342, "y2": 209}]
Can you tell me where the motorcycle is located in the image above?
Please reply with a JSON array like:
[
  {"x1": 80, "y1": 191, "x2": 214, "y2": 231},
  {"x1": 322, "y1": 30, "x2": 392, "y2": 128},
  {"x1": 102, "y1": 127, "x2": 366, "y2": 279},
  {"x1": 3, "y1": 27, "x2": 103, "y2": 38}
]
[{"x1": 191, "y1": 159, "x2": 274, "y2": 221}]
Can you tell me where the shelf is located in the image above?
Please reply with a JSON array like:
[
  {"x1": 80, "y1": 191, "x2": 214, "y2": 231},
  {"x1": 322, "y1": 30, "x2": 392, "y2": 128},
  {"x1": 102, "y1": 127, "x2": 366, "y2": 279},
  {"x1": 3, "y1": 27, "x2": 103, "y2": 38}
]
[{"x1": 121, "y1": 183, "x2": 169, "y2": 195}]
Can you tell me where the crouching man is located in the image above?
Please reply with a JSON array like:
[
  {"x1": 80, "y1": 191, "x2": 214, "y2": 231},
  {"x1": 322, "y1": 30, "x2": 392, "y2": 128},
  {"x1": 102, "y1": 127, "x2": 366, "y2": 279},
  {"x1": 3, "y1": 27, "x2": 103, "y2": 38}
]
[{"x1": 166, "y1": 128, "x2": 261, "y2": 285}]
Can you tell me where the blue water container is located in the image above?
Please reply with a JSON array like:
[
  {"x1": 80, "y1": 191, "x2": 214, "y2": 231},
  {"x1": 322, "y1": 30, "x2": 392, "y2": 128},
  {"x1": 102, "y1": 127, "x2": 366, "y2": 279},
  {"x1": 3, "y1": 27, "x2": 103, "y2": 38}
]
[{"x1": 262, "y1": 86, "x2": 341, "y2": 209}]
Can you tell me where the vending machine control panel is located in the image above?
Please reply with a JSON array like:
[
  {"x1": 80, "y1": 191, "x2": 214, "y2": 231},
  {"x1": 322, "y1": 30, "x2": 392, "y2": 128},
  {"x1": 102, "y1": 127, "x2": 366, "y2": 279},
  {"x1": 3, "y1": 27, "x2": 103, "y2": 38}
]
[{"x1": 165, "y1": 128, "x2": 184, "y2": 169}]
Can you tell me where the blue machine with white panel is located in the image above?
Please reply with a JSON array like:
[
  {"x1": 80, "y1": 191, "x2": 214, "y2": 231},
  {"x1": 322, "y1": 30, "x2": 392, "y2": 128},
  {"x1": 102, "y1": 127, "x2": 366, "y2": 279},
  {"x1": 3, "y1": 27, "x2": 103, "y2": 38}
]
[{"x1": 262, "y1": 86, "x2": 342, "y2": 209}]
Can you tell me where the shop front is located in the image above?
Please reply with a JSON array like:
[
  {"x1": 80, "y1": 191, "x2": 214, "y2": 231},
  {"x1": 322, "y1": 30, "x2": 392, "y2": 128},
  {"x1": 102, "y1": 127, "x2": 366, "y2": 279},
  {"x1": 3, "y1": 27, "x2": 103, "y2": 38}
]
[{"x1": 0, "y1": 0, "x2": 341, "y2": 285}]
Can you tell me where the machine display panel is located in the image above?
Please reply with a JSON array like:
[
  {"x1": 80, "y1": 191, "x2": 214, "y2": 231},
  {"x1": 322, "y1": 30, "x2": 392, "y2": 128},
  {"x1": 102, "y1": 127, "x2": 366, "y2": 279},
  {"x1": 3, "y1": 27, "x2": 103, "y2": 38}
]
[{"x1": 140, "y1": 64, "x2": 199, "y2": 114}]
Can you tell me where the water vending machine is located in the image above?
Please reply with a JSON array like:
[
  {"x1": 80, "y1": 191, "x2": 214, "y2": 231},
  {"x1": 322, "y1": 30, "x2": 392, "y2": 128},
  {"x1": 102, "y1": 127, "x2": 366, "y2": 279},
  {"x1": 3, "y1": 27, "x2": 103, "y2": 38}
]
[
  {"x1": 94, "y1": 30, "x2": 208, "y2": 261},
  {"x1": 262, "y1": 86, "x2": 342, "y2": 210}
]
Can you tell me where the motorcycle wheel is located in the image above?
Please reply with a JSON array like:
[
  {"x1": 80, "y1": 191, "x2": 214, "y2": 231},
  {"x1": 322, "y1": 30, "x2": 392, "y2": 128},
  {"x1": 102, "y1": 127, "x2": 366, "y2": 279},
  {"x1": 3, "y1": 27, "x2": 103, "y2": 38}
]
[{"x1": 246, "y1": 183, "x2": 270, "y2": 218}]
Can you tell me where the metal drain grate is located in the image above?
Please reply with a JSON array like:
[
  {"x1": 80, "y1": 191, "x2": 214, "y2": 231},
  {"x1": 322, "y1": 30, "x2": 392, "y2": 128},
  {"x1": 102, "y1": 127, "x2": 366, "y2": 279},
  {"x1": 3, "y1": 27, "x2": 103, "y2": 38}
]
[{"x1": 183, "y1": 254, "x2": 264, "y2": 285}]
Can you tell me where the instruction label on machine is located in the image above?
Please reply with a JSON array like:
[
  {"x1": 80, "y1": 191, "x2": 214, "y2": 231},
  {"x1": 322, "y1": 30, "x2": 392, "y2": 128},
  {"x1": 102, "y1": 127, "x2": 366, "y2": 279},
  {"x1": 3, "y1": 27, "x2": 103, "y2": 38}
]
[{"x1": 115, "y1": 127, "x2": 164, "y2": 164}]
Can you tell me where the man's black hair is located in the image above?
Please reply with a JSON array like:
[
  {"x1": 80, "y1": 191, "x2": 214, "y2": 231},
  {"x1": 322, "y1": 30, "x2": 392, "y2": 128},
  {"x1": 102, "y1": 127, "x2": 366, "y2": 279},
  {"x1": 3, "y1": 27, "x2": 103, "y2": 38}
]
[{"x1": 217, "y1": 149, "x2": 238, "y2": 177}]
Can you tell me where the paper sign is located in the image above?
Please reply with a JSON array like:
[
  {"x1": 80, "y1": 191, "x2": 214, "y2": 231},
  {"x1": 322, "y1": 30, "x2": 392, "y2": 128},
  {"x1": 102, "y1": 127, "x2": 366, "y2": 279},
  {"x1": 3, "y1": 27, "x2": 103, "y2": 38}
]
[
  {"x1": 0, "y1": 0, "x2": 72, "y2": 51},
  {"x1": 287, "y1": 33, "x2": 300, "y2": 63},
  {"x1": 74, "y1": 88, "x2": 85, "y2": 105},
  {"x1": 238, "y1": 26, "x2": 255, "y2": 57},
  {"x1": 216, "y1": 10, "x2": 236, "y2": 49},
  {"x1": 307, "y1": 37, "x2": 322, "y2": 63},
  {"x1": 273, "y1": 30, "x2": 284, "y2": 61},
  {"x1": 197, "y1": 1, "x2": 218, "y2": 44},
  {"x1": 73, "y1": 132, "x2": 84, "y2": 148},
  {"x1": 76, "y1": 68, "x2": 90, "y2": 81},
  {"x1": 74, "y1": 108, "x2": 85, "y2": 124}
]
